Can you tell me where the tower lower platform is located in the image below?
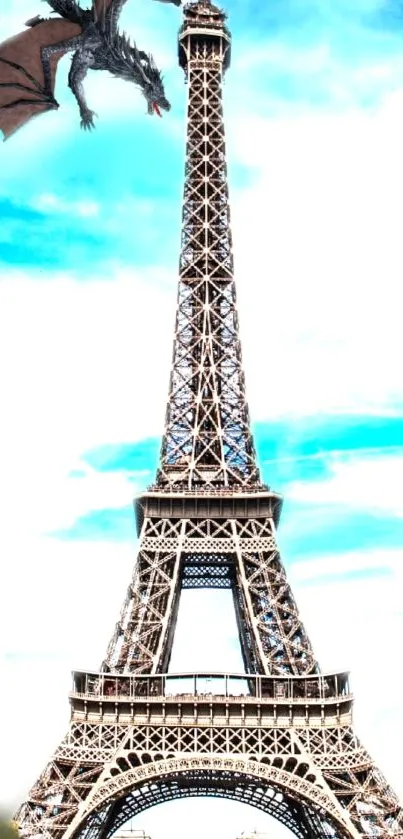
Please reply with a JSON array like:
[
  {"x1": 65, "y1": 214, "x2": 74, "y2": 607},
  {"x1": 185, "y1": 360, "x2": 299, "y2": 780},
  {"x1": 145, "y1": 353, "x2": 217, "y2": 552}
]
[{"x1": 16, "y1": 671, "x2": 402, "y2": 839}]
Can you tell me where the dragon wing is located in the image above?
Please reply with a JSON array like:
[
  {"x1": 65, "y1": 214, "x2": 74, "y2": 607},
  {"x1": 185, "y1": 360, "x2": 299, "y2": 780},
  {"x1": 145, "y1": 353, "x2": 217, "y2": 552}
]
[
  {"x1": 93, "y1": 0, "x2": 181, "y2": 27},
  {"x1": 94, "y1": 0, "x2": 117, "y2": 12},
  {"x1": 93, "y1": 0, "x2": 130, "y2": 36},
  {"x1": 0, "y1": 18, "x2": 80, "y2": 140}
]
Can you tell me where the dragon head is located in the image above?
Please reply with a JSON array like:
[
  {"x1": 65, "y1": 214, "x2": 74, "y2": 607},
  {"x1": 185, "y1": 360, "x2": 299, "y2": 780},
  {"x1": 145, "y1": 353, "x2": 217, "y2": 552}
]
[
  {"x1": 111, "y1": 38, "x2": 171, "y2": 117},
  {"x1": 140, "y1": 57, "x2": 171, "y2": 117}
]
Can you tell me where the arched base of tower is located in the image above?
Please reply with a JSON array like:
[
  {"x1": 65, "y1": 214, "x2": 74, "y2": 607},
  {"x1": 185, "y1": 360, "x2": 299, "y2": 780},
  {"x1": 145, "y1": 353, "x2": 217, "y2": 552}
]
[
  {"x1": 67, "y1": 759, "x2": 356, "y2": 839},
  {"x1": 79, "y1": 770, "x2": 346, "y2": 839}
]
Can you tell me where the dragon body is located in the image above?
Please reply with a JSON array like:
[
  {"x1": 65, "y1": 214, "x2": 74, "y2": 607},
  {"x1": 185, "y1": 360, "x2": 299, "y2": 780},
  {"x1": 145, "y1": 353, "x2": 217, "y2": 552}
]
[{"x1": 0, "y1": 0, "x2": 179, "y2": 138}]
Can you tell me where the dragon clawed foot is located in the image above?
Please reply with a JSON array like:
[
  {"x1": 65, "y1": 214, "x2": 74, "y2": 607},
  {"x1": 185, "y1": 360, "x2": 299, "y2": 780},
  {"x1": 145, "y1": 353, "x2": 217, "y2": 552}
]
[{"x1": 80, "y1": 108, "x2": 97, "y2": 131}]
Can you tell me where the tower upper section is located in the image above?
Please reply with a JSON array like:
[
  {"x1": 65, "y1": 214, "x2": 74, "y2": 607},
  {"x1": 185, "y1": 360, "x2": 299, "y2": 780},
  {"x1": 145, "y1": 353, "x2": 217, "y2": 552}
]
[
  {"x1": 156, "y1": 1, "x2": 264, "y2": 493},
  {"x1": 178, "y1": 0, "x2": 231, "y2": 73}
]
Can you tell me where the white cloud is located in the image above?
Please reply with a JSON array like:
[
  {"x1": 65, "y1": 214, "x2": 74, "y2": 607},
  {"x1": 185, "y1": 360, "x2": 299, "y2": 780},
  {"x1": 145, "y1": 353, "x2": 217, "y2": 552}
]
[
  {"x1": 286, "y1": 453, "x2": 403, "y2": 516},
  {"x1": 286, "y1": 558, "x2": 403, "y2": 798},
  {"x1": 235, "y1": 40, "x2": 403, "y2": 108},
  {"x1": 33, "y1": 193, "x2": 100, "y2": 217},
  {"x1": 0, "y1": 267, "x2": 174, "y2": 446},
  {"x1": 290, "y1": 547, "x2": 403, "y2": 582},
  {"x1": 0, "y1": 461, "x2": 140, "y2": 538},
  {"x1": 227, "y1": 91, "x2": 403, "y2": 419},
  {"x1": 0, "y1": 269, "x2": 176, "y2": 546}
]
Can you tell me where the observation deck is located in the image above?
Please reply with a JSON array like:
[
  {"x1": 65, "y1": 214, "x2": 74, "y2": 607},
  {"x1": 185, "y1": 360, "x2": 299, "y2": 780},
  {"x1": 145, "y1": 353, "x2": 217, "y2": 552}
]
[
  {"x1": 69, "y1": 670, "x2": 353, "y2": 729},
  {"x1": 178, "y1": 0, "x2": 232, "y2": 73},
  {"x1": 135, "y1": 489, "x2": 283, "y2": 534}
]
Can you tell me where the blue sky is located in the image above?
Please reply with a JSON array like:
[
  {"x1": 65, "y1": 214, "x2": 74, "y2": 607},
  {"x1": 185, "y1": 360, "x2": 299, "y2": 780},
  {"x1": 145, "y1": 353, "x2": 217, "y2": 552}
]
[{"x1": 1, "y1": 0, "x2": 403, "y2": 836}]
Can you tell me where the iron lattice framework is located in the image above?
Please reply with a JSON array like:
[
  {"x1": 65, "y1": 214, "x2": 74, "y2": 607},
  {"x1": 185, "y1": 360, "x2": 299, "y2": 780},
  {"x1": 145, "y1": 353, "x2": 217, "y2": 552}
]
[
  {"x1": 16, "y1": 2, "x2": 403, "y2": 839},
  {"x1": 158, "y1": 3, "x2": 258, "y2": 492}
]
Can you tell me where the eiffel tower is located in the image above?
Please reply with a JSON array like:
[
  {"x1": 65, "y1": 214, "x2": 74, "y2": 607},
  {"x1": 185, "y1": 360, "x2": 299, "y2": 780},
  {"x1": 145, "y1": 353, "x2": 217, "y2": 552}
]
[{"x1": 16, "y1": 1, "x2": 403, "y2": 838}]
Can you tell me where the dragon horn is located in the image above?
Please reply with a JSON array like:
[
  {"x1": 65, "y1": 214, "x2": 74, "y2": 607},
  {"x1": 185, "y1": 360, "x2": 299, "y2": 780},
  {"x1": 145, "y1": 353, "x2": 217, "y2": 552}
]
[
  {"x1": 135, "y1": 59, "x2": 150, "y2": 84},
  {"x1": 131, "y1": 43, "x2": 151, "y2": 83}
]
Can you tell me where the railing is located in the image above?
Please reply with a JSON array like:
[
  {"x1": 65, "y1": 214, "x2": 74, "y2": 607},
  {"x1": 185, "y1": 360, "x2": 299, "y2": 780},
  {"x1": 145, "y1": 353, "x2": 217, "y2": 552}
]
[
  {"x1": 145, "y1": 485, "x2": 273, "y2": 495},
  {"x1": 70, "y1": 670, "x2": 351, "y2": 704}
]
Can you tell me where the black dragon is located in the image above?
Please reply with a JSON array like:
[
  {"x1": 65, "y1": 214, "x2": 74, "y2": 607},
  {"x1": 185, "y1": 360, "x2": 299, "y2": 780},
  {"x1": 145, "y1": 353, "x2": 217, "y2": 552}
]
[{"x1": 0, "y1": 0, "x2": 180, "y2": 139}]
